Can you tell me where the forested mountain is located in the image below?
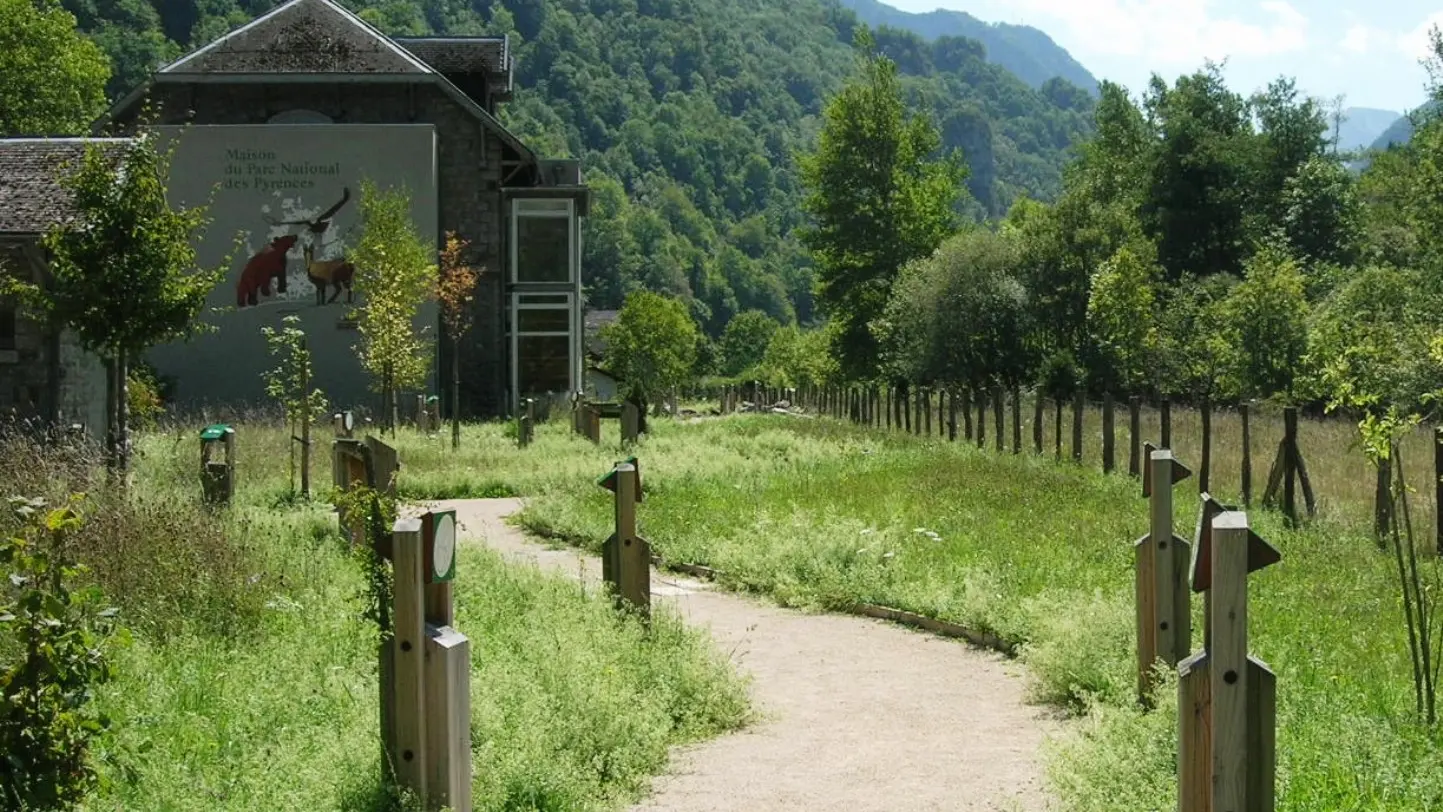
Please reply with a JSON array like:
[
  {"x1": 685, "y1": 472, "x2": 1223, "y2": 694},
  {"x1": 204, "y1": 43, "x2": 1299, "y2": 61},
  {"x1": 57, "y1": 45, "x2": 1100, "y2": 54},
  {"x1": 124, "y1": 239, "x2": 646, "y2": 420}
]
[
  {"x1": 838, "y1": 0, "x2": 1097, "y2": 94},
  {"x1": 1335, "y1": 106, "x2": 1399, "y2": 152},
  {"x1": 56, "y1": 0, "x2": 1095, "y2": 337}
]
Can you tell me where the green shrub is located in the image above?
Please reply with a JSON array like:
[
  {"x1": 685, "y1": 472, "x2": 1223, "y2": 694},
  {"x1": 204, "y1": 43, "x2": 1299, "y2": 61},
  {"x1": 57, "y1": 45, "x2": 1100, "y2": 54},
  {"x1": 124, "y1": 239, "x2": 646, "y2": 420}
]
[{"x1": 0, "y1": 496, "x2": 124, "y2": 811}]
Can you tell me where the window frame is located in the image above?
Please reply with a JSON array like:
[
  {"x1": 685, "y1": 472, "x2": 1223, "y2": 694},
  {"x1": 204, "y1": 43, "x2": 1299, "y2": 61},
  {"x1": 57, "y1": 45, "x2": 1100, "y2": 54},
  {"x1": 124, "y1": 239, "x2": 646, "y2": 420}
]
[
  {"x1": 509, "y1": 198, "x2": 576, "y2": 285},
  {"x1": 510, "y1": 291, "x2": 576, "y2": 409}
]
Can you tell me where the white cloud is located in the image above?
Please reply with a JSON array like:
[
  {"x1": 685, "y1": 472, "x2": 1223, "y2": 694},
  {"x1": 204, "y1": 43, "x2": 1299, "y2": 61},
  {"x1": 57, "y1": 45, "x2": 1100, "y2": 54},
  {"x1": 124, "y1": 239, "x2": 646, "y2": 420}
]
[
  {"x1": 1398, "y1": 12, "x2": 1443, "y2": 63},
  {"x1": 987, "y1": 0, "x2": 1309, "y2": 68},
  {"x1": 1341, "y1": 23, "x2": 1385, "y2": 55}
]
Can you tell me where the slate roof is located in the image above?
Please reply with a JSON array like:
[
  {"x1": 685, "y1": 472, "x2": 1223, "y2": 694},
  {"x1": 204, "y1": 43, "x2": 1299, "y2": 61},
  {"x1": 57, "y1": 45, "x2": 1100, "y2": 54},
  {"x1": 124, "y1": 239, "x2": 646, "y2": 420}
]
[
  {"x1": 393, "y1": 36, "x2": 510, "y2": 77},
  {"x1": 162, "y1": 0, "x2": 431, "y2": 74},
  {"x1": 584, "y1": 309, "x2": 619, "y2": 357},
  {"x1": 0, "y1": 139, "x2": 133, "y2": 235}
]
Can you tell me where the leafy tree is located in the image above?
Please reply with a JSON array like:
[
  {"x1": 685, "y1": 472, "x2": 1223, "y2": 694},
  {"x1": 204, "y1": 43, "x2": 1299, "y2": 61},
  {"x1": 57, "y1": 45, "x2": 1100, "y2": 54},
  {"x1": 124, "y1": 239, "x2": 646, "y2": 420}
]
[
  {"x1": 1223, "y1": 244, "x2": 1310, "y2": 400},
  {"x1": 0, "y1": 0, "x2": 109, "y2": 136},
  {"x1": 1155, "y1": 273, "x2": 1239, "y2": 402},
  {"x1": 261, "y1": 315, "x2": 328, "y2": 498},
  {"x1": 798, "y1": 26, "x2": 966, "y2": 380},
  {"x1": 718, "y1": 310, "x2": 778, "y2": 377},
  {"x1": 601, "y1": 290, "x2": 700, "y2": 407},
  {"x1": 8, "y1": 135, "x2": 224, "y2": 472},
  {"x1": 1085, "y1": 239, "x2": 1161, "y2": 394},
  {"x1": 1280, "y1": 156, "x2": 1362, "y2": 268},
  {"x1": 350, "y1": 179, "x2": 436, "y2": 435},
  {"x1": 436, "y1": 231, "x2": 481, "y2": 450},
  {"x1": 757, "y1": 324, "x2": 838, "y2": 389},
  {"x1": 877, "y1": 228, "x2": 1031, "y2": 391}
]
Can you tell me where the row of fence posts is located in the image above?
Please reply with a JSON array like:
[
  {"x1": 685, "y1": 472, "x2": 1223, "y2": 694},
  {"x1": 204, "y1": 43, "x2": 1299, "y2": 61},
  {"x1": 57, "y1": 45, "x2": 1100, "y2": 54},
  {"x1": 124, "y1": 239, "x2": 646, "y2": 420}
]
[
  {"x1": 330, "y1": 428, "x2": 473, "y2": 811},
  {"x1": 716, "y1": 382, "x2": 794, "y2": 414},
  {"x1": 1138, "y1": 446, "x2": 1280, "y2": 811},
  {"x1": 774, "y1": 384, "x2": 1333, "y2": 527}
]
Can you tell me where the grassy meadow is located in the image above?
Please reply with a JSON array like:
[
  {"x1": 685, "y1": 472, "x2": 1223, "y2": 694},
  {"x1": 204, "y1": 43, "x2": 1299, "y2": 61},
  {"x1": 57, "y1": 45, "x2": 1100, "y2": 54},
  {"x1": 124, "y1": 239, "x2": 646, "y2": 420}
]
[
  {"x1": 0, "y1": 421, "x2": 749, "y2": 811},
  {"x1": 377, "y1": 408, "x2": 1443, "y2": 811}
]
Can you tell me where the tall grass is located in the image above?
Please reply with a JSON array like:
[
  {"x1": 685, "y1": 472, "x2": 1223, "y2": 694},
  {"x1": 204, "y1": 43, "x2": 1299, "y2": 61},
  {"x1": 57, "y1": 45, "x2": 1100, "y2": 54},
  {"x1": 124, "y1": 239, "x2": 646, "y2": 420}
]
[
  {"x1": 398, "y1": 413, "x2": 1443, "y2": 811},
  {"x1": 0, "y1": 419, "x2": 749, "y2": 811}
]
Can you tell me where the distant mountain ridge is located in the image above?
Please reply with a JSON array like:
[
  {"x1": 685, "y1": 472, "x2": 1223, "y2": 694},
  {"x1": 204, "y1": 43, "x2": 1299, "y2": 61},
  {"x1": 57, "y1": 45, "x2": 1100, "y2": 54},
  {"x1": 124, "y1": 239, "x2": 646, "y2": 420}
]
[
  {"x1": 1335, "y1": 107, "x2": 1400, "y2": 152},
  {"x1": 839, "y1": 0, "x2": 1098, "y2": 93}
]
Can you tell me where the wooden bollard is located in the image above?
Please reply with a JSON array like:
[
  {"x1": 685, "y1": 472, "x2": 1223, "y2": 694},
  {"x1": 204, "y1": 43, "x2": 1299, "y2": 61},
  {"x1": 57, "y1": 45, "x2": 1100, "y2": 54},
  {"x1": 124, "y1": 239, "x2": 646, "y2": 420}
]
[
  {"x1": 1136, "y1": 445, "x2": 1193, "y2": 706},
  {"x1": 1178, "y1": 509, "x2": 1279, "y2": 812},
  {"x1": 517, "y1": 398, "x2": 535, "y2": 448},
  {"x1": 386, "y1": 513, "x2": 472, "y2": 811},
  {"x1": 599, "y1": 461, "x2": 650, "y2": 619},
  {"x1": 621, "y1": 401, "x2": 640, "y2": 444}
]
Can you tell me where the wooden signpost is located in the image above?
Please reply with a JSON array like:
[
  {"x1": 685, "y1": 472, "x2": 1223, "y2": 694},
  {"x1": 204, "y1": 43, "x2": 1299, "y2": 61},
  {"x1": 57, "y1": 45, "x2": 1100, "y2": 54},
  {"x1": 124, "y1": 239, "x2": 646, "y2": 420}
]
[
  {"x1": 1178, "y1": 508, "x2": 1280, "y2": 812},
  {"x1": 598, "y1": 458, "x2": 650, "y2": 620},
  {"x1": 387, "y1": 511, "x2": 473, "y2": 811},
  {"x1": 1136, "y1": 444, "x2": 1193, "y2": 705}
]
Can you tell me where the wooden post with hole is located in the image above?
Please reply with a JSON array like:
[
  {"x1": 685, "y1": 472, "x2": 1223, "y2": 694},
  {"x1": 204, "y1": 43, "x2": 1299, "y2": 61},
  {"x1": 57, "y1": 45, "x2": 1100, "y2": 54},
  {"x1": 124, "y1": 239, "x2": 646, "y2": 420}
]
[
  {"x1": 390, "y1": 518, "x2": 427, "y2": 801},
  {"x1": 600, "y1": 461, "x2": 650, "y2": 621},
  {"x1": 1177, "y1": 509, "x2": 1279, "y2": 812},
  {"x1": 1136, "y1": 445, "x2": 1193, "y2": 706}
]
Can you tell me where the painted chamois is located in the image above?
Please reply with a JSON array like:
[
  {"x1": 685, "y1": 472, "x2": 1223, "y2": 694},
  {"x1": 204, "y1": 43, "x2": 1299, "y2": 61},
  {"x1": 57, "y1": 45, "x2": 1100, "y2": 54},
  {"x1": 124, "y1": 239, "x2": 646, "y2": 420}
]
[{"x1": 302, "y1": 242, "x2": 355, "y2": 304}]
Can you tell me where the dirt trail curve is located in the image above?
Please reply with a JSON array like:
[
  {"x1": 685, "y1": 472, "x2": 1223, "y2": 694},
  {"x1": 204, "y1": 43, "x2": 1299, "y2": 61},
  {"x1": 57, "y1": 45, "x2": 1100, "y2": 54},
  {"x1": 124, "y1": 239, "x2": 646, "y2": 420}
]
[{"x1": 426, "y1": 498, "x2": 1062, "y2": 812}]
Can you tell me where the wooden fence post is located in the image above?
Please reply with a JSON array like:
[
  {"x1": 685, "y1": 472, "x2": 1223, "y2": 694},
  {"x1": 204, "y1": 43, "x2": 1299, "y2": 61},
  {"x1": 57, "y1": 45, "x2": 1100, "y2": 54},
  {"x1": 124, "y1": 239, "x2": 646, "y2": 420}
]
[
  {"x1": 962, "y1": 388, "x2": 973, "y2": 441},
  {"x1": 976, "y1": 392, "x2": 986, "y2": 449},
  {"x1": 1241, "y1": 402, "x2": 1253, "y2": 507},
  {"x1": 1071, "y1": 390, "x2": 1084, "y2": 463},
  {"x1": 1011, "y1": 385, "x2": 1021, "y2": 454},
  {"x1": 391, "y1": 518, "x2": 428, "y2": 802},
  {"x1": 1053, "y1": 398, "x2": 1062, "y2": 461},
  {"x1": 947, "y1": 388, "x2": 958, "y2": 441},
  {"x1": 1102, "y1": 392, "x2": 1115, "y2": 474},
  {"x1": 923, "y1": 388, "x2": 932, "y2": 435},
  {"x1": 1262, "y1": 407, "x2": 1315, "y2": 527},
  {"x1": 1436, "y1": 428, "x2": 1443, "y2": 555},
  {"x1": 599, "y1": 462, "x2": 650, "y2": 620},
  {"x1": 993, "y1": 387, "x2": 1004, "y2": 453},
  {"x1": 1032, "y1": 390, "x2": 1043, "y2": 455},
  {"x1": 1129, "y1": 396, "x2": 1141, "y2": 477},
  {"x1": 1199, "y1": 397, "x2": 1212, "y2": 494},
  {"x1": 1136, "y1": 445, "x2": 1193, "y2": 706},
  {"x1": 1177, "y1": 510, "x2": 1280, "y2": 812},
  {"x1": 1160, "y1": 398, "x2": 1172, "y2": 449},
  {"x1": 621, "y1": 401, "x2": 640, "y2": 445}
]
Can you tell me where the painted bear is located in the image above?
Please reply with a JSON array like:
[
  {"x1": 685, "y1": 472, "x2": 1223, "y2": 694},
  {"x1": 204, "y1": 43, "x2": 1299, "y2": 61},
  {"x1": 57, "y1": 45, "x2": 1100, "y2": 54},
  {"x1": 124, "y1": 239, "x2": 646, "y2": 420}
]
[{"x1": 236, "y1": 234, "x2": 298, "y2": 308}]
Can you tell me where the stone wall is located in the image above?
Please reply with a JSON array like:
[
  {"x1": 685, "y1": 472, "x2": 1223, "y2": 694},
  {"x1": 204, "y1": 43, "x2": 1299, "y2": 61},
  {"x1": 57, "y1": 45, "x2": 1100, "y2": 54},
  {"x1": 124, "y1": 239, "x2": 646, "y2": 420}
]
[{"x1": 134, "y1": 81, "x2": 509, "y2": 417}]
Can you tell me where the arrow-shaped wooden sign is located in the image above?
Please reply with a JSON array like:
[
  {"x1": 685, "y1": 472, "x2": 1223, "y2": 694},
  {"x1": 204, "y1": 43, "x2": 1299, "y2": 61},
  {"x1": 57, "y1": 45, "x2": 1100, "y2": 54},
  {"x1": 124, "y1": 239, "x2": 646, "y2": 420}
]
[
  {"x1": 1142, "y1": 443, "x2": 1193, "y2": 498},
  {"x1": 1189, "y1": 499, "x2": 1281, "y2": 592}
]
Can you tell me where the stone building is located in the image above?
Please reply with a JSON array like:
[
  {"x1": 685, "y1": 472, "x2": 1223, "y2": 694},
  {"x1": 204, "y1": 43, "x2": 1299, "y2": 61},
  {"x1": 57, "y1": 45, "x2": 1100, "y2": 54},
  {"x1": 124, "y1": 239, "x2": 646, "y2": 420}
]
[{"x1": 0, "y1": 0, "x2": 588, "y2": 425}]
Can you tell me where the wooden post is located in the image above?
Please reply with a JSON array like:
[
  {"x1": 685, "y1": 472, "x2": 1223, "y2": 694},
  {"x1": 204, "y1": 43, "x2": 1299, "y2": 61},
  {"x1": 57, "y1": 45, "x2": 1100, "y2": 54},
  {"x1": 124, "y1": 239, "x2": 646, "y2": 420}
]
[
  {"x1": 914, "y1": 387, "x2": 923, "y2": 435},
  {"x1": 391, "y1": 518, "x2": 427, "y2": 801},
  {"x1": 1033, "y1": 391, "x2": 1043, "y2": 455},
  {"x1": 1102, "y1": 392, "x2": 1115, "y2": 474},
  {"x1": 1160, "y1": 398, "x2": 1172, "y2": 449},
  {"x1": 993, "y1": 387, "x2": 1004, "y2": 453},
  {"x1": 1177, "y1": 510, "x2": 1280, "y2": 812},
  {"x1": 976, "y1": 393, "x2": 986, "y2": 449},
  {"x1": 1241, "y1": 402, "x2": 1253, "y2": 507},
  {"x1": 600, "y1": 462, "x2": 650, "y2": 620},
  {"x1": 947, "y1": 388, "x2": 958, "y2": 441},
  {"x1": 961, "y1": 388, "x2": 972, "y2": 441},
  {"x1": 923, "y1": 388, "x2": 932, "y2": 435},
  {"x1": 1129, "y1": 396, "x2": 1141, "y2": 477},
  {"x1": 1054, "y1": 398, "x2": 1062, "y2": 461},
  {"x1": 1072, "y1": 390, "x2": 1084, "y2": 463},
  {"x1": 621, "y1": 401, "x2": 640, "y2": 445},
  {"x1": 1011, "y1": 385, "x2": 1022, "y2": 454},
  {"x1": 1282, "y1": 407, "x2": 1297, "y2": 527},
  {"x1": 1135, "y1": 447, "x2": 1193, "y2": 706},
  {"x1": 1199, "y1": 397, "x2": 1212, "y2": 495}
]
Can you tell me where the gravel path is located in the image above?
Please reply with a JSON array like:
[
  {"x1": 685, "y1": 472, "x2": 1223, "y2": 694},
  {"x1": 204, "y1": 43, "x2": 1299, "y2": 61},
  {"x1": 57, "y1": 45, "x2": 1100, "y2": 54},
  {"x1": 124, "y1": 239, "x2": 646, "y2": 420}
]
[{"x1": 426, "y1": 497, "x2": 1062, "y2": 812}]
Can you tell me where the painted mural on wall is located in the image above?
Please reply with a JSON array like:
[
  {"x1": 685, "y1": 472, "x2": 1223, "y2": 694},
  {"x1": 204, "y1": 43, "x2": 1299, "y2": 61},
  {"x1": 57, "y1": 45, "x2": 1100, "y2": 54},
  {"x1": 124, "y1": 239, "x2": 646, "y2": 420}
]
[{"x1": 146, "y1": 123, "x2": 439, "y2": 408}]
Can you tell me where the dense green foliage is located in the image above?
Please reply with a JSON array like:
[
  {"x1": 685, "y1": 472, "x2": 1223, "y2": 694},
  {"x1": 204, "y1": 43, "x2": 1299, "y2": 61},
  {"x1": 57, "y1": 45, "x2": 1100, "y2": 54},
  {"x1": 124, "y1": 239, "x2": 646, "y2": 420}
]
[
  {"x1": 601, "y1": 290, "x2": 700, "y2": 402},
  {"x1": 59, "y1": 0, "x2": 1094, "y2": 339},
  {"x1": 0, "y1": 497, "x2": 121, "y2": 812},
  {"x1": 0, "y1": 0, "x2": 110, "y2": 137}
]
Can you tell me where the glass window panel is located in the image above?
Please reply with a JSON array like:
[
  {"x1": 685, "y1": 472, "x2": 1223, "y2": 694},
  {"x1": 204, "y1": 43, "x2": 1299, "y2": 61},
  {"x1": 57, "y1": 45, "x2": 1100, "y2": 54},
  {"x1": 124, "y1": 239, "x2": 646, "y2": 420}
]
[
  {"x1": 517, "y1": 335, "x2": 571, "y2": 396},
  {"x1": 516, "y1": 199, "x2": 571, "y2": 214},
  {"x1": 518, "y1": 293, "x2": 570, "y2": 305},
  {"x1": 517, "y1": 308, "x2": 570, "y2": 333},
  {"x1": 516, "y1": 215, "x2": 571, "y2": 283}
]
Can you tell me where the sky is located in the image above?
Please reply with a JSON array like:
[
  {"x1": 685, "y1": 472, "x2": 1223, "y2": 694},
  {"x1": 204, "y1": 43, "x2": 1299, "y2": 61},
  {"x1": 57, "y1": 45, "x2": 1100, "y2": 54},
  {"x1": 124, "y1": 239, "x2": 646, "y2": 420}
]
[{"x1": 883, "y1": 0, "x2": 1443, "y2": 114}]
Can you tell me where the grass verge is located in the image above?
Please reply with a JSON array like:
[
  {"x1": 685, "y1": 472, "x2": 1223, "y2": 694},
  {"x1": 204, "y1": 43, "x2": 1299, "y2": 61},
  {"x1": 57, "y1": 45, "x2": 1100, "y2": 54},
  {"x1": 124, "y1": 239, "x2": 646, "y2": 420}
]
[
  {"x1": 0, "y1": 423, "x2": 748, "y2": 811},
  {"x1": 381, "y1": 414, "x2": 1443, "y2": 811}
]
